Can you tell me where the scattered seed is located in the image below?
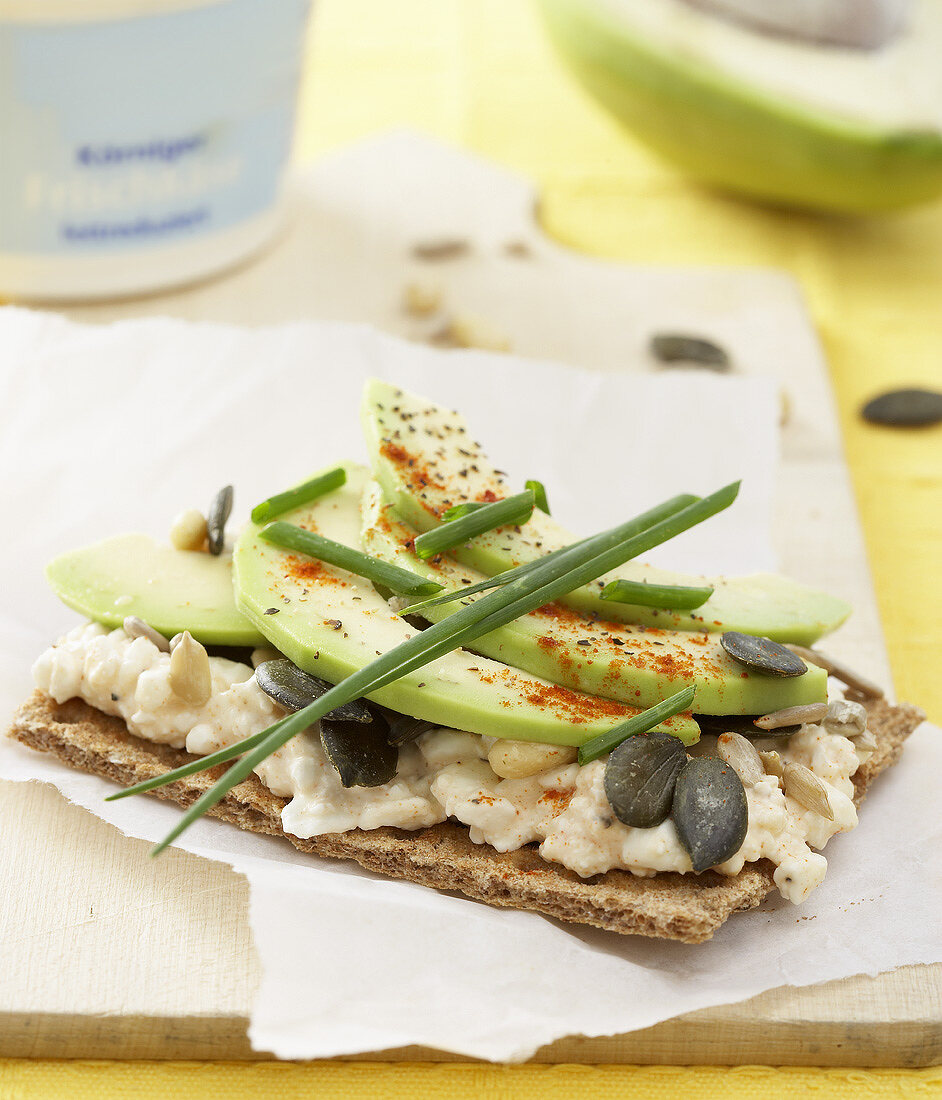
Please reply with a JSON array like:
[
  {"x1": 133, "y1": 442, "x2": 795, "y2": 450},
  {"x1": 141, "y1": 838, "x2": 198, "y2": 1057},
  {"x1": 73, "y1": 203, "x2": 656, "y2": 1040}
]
[
  {"x1": 411, "y1": 238, "x2": 470, "y2": 261},
  {"x1": 431, "y1": 313, "x2": 511, "y2": 353},
  {"x1": 264, "y1": 607, "x2": 280, "y2": 616},
  {"x1": 694, "y1": 713, "x2": 796, "y2": 739},
  {"x1": 169, "y1": 508, "x2": 208, "y2": 552},
  {"x1": 207, "y1": 485, "x2": 233, "y2": 556},
  {"x1": 603, "y1": 731, "x2": 688, "y2": 828},
  {"x1": 489, "y1": 740, "x2": 577, "y2": 780},
  {"x1": 716, "y1": 732, "x2": 765, "y2": 787},
  {"x1": 169, "y1": 631, "x2": 212, "y2": 707},
  {"x1": 169, "y1": 632, "x2": 184, "y2": 651},
  {"x1": 823, "y1": 699, "x2": 867, "y2": 738},
  {"x1": 250, "y1": 646, "x2": 281, "y2": 669},
  {"x1": 783, "y1": 762, "x2": 834, "y2": 820},
  {"x1": 759, "y1": 749, "x2": 785, "y2": 780},
  {"x1": 320, "y1": 717, "x2": 399, "y2": 788},
  {"x1": 784, "y1": 645, "x2": 883, "y2": 699},
  {"x1": 721, "y1": 632, "x2": 807, "y2": 677},
  {"x1": 123, "y1": 616, "x2": 170, "y2": 653},
  {"x1": 755, "y1": 702, "x2": 828, "y2": 731},
  {"x1": 402, "y1": 281, "x2": 443, "y2": 317},
  {"x1": 779, "y1": 389, "x2": 792, "y2": 428},
  {"x1": 854, "y1": 728, "x2": 878, "y2": 753},
  {"x1": 382, "y1": 711, "x2": 437, "y2": 746},
  {"x1": 503, "y1": 240, "x2": 533, "y2": 259},
  {"x1": 255, "y1": 658, "x2": 371, "y2": 722},
  {"x1": 650, "y1": 333, "x2": 730, "y2": 371},
  {"x1": 862, "y1": 388, "x2": 942, "y2": 427},
  {"x1": 672, "y1": 756, "x2": 748, "y2": 872}
]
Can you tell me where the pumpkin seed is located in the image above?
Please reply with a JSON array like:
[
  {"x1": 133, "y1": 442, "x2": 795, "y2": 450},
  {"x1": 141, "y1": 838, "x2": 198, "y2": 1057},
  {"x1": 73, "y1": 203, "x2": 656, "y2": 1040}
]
[
  {"x1": 123, "y1": 615, "x2": 170, "y2": 653},
  {"x1": 603, "y1": 731, "x2": 687, "y2": 828},
  {"x1": 716, "y1": 732, "x2": 764, "y2": 787},
  {"x1": 694, "y1": 713, "x2": 796, "y2": 739},
  {"x1": 783, "y1": 762, "x2": 834, "y2": 820},
  {"x1": 255, "y1": 658, "x2": 371, "y2": 723},
  {"x1": 490, "y1": 740, "x2": 578, "y2": 780},
  {"x1": 754, "y1": 702, "x2": 828, "y2": 731},
  {"x1": 650, "y1": 333, "x2": 730, "y2": 371},
  {"x1": 784, "y1": 645, "x2": 883, "y2": 699},
  {"x1": 168, "y1": 631, "x2": 212, "y2": 707},
  {"x1": 862, "y1": 388, "x2": 942, "y2": 427},
  {"x1": 382, "y1": 711, "x2": 437, "y2": 746},
  {"x1": 411, "y1": 238, "x2": 470, "y2": 261},
  {"x1": 320, "y1": 717, "x2": 399, "y2": 788},
  {"x1": 672, "y1": 756, "x2": 748, "y2": 872},
  {"x1": 759, "y1": 749, "x2": 785, "y2": 780},
  {"x1": 720, "y1": 631, "x2": 807, "y2": 677},
  {"x1": 207, "y1": 484, "x2": 233, "y2": 556},
  {"x1": 822, "y1": 699, "x2": 867, "y2": 739}
]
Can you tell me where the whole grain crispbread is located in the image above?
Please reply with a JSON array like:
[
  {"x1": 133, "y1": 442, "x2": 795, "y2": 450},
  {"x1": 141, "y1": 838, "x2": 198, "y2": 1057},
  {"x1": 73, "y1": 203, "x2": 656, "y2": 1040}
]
[{"x1": 8, "y1": 690, "x2": 924, "y2": 943}]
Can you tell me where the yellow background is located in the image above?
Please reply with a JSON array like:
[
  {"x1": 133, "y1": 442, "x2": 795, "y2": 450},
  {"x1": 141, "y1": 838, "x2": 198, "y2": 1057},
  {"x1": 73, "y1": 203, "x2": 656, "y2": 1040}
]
[{"x1": 5, "y1": 0, "x2": 940, "y2": 1095}]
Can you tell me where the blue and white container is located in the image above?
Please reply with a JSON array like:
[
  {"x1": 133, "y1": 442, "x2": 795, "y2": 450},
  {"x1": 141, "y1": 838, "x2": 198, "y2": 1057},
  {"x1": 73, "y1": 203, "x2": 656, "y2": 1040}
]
[{"x1": 0, "y1": 0, "x2": 311, "y2": 300}]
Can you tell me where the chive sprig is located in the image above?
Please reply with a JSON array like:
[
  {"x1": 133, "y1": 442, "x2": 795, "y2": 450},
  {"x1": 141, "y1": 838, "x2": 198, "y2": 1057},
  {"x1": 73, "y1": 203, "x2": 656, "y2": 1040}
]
[
  {"x1": 414, "y1": 490, "x2": 535, "y2": 560},
  {"x1": 599, "y1": 578, "x2": 714, "y2": 610},
  {"x1": 250, "y1": 467, "x2": 346, "y2": 525},
  {"x1": 577, "y1": 686, "x2": 697, "y2": 765}
]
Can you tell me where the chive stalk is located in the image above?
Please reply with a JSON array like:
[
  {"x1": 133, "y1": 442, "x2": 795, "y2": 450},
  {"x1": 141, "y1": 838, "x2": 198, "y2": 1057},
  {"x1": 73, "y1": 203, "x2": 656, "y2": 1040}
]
[
  {"x1": 260, "y1": 522, "x2": 443, "y2": 598},
  {"x1": 525, "y1": 479, "x2": 550, "y2": 514},
  {"x1": 599, "y1": 578, "x2": 714, "y2": 610},
  {"x1": 142, "y1": 481, "x2": 738, "y2": 853},
  {"x1": 250, "y1": 468, "x2": 346, "y2": 525},
  {"x1": 442, "y1": 501, "x2": 485, "y2": 522},
  {"x1": 414, "y1": 491, "x2": 535, "y2": 560},
  {"x1": 577, "y1": 686, "x2": 697, "y2": 766}
]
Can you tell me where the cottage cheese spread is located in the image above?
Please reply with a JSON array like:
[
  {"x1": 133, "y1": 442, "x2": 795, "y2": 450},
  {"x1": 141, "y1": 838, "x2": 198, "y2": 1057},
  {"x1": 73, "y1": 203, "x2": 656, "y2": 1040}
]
[{"x1": 33, "y1": 623, "x2": 873, "y2": 903}]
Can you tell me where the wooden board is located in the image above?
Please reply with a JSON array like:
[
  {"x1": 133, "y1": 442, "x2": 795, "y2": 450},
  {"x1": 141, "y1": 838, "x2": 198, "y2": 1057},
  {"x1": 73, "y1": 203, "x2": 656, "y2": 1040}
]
[{"x1": 0, "y1": 134, "x2": 937, "y2": 1064}]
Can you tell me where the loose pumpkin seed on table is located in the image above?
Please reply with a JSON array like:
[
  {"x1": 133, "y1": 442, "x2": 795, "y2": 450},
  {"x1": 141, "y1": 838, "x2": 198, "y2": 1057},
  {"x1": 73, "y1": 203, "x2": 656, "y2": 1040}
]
[
  {"x1": 649, "y1": 333, "x2": 731, "y2": 371},
  {"x1": 861, "y1": 387, "x2": 942, "y2": 427}
]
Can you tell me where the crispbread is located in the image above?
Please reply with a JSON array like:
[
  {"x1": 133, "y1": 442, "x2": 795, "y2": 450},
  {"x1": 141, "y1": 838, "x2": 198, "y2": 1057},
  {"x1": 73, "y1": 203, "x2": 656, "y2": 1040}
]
[{"x1": 8, "y1": 690, "x2": 924, "y2": 943}]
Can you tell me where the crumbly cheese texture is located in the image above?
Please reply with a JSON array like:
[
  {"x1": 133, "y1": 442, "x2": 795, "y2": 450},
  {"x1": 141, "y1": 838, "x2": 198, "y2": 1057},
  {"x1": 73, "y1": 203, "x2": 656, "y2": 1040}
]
[{"x1": 34, "y1": 623, "x2": 873, "y2": 903}]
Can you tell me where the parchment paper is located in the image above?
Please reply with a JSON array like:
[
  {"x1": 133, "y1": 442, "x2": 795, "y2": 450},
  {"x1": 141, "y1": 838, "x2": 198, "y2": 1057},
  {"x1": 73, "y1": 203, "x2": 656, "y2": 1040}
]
[{"x1": 0, "y1": 307, "x2": 938, "y2": 1061}]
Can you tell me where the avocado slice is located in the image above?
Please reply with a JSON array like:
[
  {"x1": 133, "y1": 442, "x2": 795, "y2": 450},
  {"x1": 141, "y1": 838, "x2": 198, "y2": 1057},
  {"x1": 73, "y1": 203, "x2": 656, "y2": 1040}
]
[
  {"x1": 360, "y1": 480, "x2": 827, "y2": 715},
  {"x1": 537, "y1": 0, "x2": 942, "y2": 213},
  {"x1": 46, "y1": 534, "x2": 265, "y2": 646},
  {"x1": 231, "y1": 463, "x2": 698, "y2": 746},
  {"x1": 361, "y1": 378, "x2": 850, "y2": 644}
]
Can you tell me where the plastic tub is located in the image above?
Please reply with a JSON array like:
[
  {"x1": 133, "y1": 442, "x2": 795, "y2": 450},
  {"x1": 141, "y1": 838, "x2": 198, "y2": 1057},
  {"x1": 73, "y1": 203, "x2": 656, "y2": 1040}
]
[{"x1": 0, "y1": 0, "x2": 311, "y2": 301}]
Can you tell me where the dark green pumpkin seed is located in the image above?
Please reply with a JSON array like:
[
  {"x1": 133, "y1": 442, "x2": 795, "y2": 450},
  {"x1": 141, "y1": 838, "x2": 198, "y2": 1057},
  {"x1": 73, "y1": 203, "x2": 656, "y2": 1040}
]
[
  {"x1": 672, "y1": 756, "x2": 748, "y2": 872},
  {"x1": 720, "y1": 631, "x2": 807, "y2": 677},
  {"x1": 694, "y1": 714, "x2": 798, "y2": 739},
  {"x1": 320, "y1": 718, "x2": 399, "y2": 787},
  {"x1": 862, "y1": 388, "x2": 942, "y2": 427},
  {"x1": 650, "y1": 334, "x2": 730, "y2": 371},
  {"x1": 207, "y1": 484, "x2": 234, "y2": 556},
  {"x1": 255, "y1": 659, "x2": 371, "y2": 723},
  {"x1": 382, "y1": 711, "x2": 438, "y2": 745},
  {"x1": 603, "y1": 730, "x2": 688, "y2": 828}
]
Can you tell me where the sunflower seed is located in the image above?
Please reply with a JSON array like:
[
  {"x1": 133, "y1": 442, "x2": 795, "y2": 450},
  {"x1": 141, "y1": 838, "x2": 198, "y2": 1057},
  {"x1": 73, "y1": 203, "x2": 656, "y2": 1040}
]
[
  {"x1": 672, "y1": 756, "x2": 748, "y2": 872},
  {"x1": 721, "y1": 631, "x2": 808, "y2": 677},
  {"x1": 862, "y1": 388, "x2": 942, "y2": 427},
  {"x1": 754, "y1": 702, "x2": 828, "y2": 731},
  {"x1": 411, "y1": 238, "x2": 469, "y2": 261},
  {"x1": 604, "y1": 731, "x2": 687, "y2": 828},
  {"x1": 169, "y1": 508, "x2": 208, "y2": 552},
  {"x1": 854, "y1": 728, "x2": 878, "y2": 753},
  {"x1": 402, "y1": 281, "x2": 443, "y2": 317},
  {"x1": 207, "y1": 484, "x2": 233, "y2": 556},
  {"x1": 783, "y1": 762, "x2": 834, "y2": 820},
  {"x1": 169, "y1": 632, "x2": 184, "y2": 651},
  {"x1": 123, "y1": 616, "x2": 170, "y2": 653},
  {"x1": 320, "y1": 718, "x2": 399, "y2": 788},
  {"x1": 759, "y1": 750, "x2": 785, "y2": 780},
  {"x1": 784, "y1": 645, "x2": 883, "y2": 699},
  {"x1": 650, "y1": 334, "x2": 730, "y2": 371},
  {"x1": 489, "y1": 740, "x2": 578, "y2": 780},
  {"x1": 251, "y1": 646, "x2": 282, "y2": 668},
  {"x1": 716, "y1": 732, "x2": 765, "y2": 786},
  {"x1": 255, "y1": 658, "x2": 371, "y2": 723},
  {"x1": 169, "y1": 631, "x2": 212, "y2": 706},
  {"x1": 823, "y1": 699, "x2": 867, "y2": 738}
]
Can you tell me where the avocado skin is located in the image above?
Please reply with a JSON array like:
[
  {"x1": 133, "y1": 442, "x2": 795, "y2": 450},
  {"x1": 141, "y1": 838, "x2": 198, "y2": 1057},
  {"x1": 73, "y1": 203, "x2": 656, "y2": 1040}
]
[
  {"x1": 538, "y1": 0, "x2": 942, "y2": 214},
  {"x1": 46, "y1": 534, "x2": 265, "y2": 647}
]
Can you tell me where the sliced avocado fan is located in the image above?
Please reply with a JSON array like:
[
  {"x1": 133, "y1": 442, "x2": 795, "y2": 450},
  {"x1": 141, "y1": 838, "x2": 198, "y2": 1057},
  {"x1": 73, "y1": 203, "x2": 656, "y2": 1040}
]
[
  {"x1": 232, "y1": 463, "x2": 698, "y2": 746},
  {"x1": 361, "y1": 378, "x2": 850, "y2": 645},
  {"x1": 360, "y1": 479, "x2": 826, "y2": 716}
]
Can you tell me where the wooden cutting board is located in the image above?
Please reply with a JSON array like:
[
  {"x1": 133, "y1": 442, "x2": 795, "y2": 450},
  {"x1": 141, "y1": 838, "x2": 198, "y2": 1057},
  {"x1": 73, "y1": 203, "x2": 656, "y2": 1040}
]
[{"x1": 0, "y1": 134, "x2": 937, "y2": 1065}]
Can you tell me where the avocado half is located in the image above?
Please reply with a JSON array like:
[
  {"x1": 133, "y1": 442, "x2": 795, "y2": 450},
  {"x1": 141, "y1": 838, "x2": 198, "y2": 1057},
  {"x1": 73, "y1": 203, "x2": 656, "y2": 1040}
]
[{"x1": 538, "y1": 0, "x2": 942, "y2": 213}]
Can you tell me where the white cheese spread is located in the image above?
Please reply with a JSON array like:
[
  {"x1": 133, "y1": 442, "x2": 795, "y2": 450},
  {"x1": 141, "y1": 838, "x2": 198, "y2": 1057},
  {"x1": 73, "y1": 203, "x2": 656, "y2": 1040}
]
[{"x1": 33, "y1": 623, "x2": 873, "y2": 903}]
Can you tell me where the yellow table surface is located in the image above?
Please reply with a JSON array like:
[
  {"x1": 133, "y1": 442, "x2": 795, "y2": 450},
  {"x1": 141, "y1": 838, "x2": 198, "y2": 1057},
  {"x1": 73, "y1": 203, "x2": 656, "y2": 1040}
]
[{"x1": 6, "y1": 0, "x2": 941, "y2": 1095}]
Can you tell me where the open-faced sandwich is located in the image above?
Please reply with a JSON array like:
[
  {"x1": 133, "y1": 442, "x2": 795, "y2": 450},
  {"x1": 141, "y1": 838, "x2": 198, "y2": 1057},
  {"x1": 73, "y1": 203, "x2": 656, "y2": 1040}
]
[{"x1": 9, "y1": 380, "x2": 924, "y2": 943}]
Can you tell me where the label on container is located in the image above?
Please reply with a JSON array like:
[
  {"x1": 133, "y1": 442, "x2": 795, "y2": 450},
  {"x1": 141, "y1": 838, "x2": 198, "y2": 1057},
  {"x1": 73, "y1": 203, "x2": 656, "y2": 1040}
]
[{"x1": 0, "y1": 0, "x2": 309, "y2": 255}]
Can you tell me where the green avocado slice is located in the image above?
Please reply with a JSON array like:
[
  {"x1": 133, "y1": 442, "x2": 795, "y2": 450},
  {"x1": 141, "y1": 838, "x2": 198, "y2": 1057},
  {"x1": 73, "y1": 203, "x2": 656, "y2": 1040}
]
[
  {"x1": 537, "y1": 0, "x2": 942, "y2": 213},
  {"x1": 231, "y1": 463, "x2": 698, "y2": 746},
  {"x1": 360, "y1": 479, "x2": 827, "y2": 716},
  {"x1": 361, "y1": 378, "x2": 850, "y2": 645},
  {"x1": 46, "y1": 534, "x2": 265, "y2": 647}
]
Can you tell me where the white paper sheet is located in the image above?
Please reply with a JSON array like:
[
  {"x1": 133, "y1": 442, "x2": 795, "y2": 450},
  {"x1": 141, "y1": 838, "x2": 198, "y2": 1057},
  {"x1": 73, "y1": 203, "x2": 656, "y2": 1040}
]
[{"x1": 0, "y1": 307, "x2": 938, "y2": 1061}]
